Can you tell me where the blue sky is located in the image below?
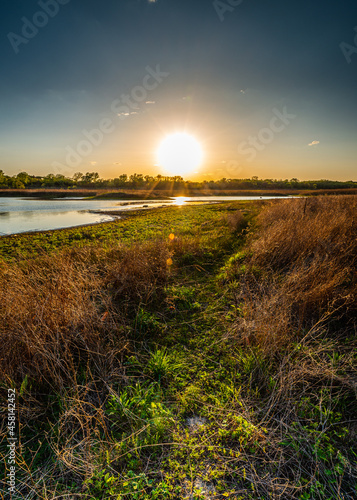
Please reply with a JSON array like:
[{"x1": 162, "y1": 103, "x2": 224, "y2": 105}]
[{"x1": 1, "y1": 0, "x2": 357, "y2": 180}]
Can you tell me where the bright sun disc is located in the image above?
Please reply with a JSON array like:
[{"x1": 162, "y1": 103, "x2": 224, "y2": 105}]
[{"x1": 157, "y1": 133, "x2": 203, "y2": 176}]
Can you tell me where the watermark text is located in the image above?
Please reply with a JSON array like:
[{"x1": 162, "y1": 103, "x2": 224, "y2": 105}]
[
  {"x1": 238, "y1": 106, "x2": 296, "y2": 162},
  {"x1": 52, "y1": 65, "x2": 169, "y2": 176},
  {"x1": 8, "y1": 0, "x2": 71, "y2": 55},
  {"x1": 6, "y1": 389, "x2": 17, "y2": 495},
  {"x1": 340, "y1": 26, "x2": 357, "y2": 64},
  {"x1": 213, "y1": 0, "x2": 244, "y2": 22}
]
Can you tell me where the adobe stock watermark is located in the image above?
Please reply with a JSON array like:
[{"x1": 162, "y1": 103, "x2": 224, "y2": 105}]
[
  {"x1": 52, "y1": 65, "x2": 169, "y2": 176},
  {"x1": 6, "y1": 388, "x2": 17, "y2": 496},
  {"x1": 7, "y1": 0, "x2": 71, "y2": 55},
  {"x1": 213, "y1": 0, "x2": 244, "y2": 22},
  {"x1": 8, "y1": 0, "x2": 70, "y2": 55},
  {"x1": 219, "y1": 160, "x2": 244, "y2": 178},
  {"x1": 340, "y1": 26, "x2": 357, "y2": 64},
  {"x1": 238, "y1": 106, "x2": 296, "y2": 162}
]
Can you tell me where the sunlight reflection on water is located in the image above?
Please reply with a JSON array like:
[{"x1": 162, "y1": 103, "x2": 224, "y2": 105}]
[{"x1": 173, "y1": 197, "x2": 188, "y2": 206}]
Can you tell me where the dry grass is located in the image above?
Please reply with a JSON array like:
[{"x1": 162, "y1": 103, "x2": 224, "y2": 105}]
[
  {"x1": 229, "y1": 196, "x2": 357, "y2": 352},
  {"x1": 0, "y1": 241, "x2": 172, "y2": 388},
  {"x1": 225, "y1": 209, "x2": 246, "y2": 233},
  {"x1": 250, "y1": 196, "x2": 357, "y2": 270}
]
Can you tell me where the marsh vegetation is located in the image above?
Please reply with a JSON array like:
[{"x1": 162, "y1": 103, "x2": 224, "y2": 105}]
[{"x1": 0, "y1": 197, "x2": 356, "y2": 499}]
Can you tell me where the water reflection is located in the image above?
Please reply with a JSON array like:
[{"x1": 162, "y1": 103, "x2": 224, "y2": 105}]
[
  {"x1": 23, "y1": 211, "x2": 36, "y2": 219},
  {"x1": 0, "y1": 209, "x2": 115, "y2": 236},
  {"x1": 174, "y1": 197, "x2": 188, "y2": 206}
]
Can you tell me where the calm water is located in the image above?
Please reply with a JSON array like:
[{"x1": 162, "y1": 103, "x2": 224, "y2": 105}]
[{"x1": 0, "y1": 196, "x2": 287, "y2": 236}]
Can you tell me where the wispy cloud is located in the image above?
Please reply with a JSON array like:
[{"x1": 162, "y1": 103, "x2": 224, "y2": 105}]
[
  {"x1": 308, "y1": 140, "x2": 320, "y2": 146},
  {"x1": 117, "y1": 111, "x2": 138, "y2": 117}
]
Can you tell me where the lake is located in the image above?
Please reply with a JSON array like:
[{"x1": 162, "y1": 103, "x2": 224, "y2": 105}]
[{"x1": 0, "y1": 196, "x2": 288, "y2": 236}]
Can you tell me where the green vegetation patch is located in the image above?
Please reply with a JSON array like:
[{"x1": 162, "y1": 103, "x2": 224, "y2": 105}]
[{"x1": 0, "y1": 202, "x2": 250, "y2": 261}]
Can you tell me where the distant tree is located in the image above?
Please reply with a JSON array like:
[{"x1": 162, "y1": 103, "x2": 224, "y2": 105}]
[
  {"x1": 73, "y1": 172, "x2": 83, "y2": 182},
  {"x1": 82, "y1": 172, "x2": 99, "y2": 184},
  {"x1": 16, "y1": 171, "x2": 31, "y2": 186},
  {"x1": 10, "y1": 178, "x2": 25, "y2": 189},
  {"x1": 129, "y1": 173, "x2": 145, "y2": 188},
  {"x1": 144, "y1": 175, "x2": 154, "y2": 184}
]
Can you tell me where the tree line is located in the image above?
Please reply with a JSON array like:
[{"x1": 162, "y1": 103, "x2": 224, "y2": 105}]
[{"x1": 1, "y1": 170, "x2": 356, "y2": 191}]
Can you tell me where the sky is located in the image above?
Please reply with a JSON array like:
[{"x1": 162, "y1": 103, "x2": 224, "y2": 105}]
[{"x1": 1, "y1": 0, "x2": 357, "y2": 181}]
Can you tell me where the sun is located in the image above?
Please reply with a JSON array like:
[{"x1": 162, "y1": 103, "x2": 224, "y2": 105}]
[{"x1": 157, "y1": 132, "x2": 203, "y2": 176}]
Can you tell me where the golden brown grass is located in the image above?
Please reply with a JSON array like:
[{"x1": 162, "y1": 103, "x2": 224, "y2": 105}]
[
  {"x1": 250, "y1": 195, "x2": 357, "y2": 269},
  {"x1": 0, "y1": 241, "x2": 172, "y2": 388},
  {"x1": 225, "y1": 209, "x2": 246, "y2": 233},
  {"x1": 230, "y1": 196, "x2": 357, "y2": 352}
]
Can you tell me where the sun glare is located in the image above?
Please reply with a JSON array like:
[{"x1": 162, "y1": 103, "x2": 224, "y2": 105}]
[
  {"x1": 174, "y1": 196, "x2": 187, "y2": 206},
  {"x1": 157, "y1": 133, "x2": 203, "y2": 176}
]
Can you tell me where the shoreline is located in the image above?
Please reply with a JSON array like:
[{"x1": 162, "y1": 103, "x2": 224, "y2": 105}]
[
  {"x1": 2, "y1": 187, "x2": 357, "y2": 199},
  {"x1": 0, "y1": 198, "x2": 270, "y2": 238},
  {"x1": 0, "y1": 204, "x2": 176, "y2": 239}
]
